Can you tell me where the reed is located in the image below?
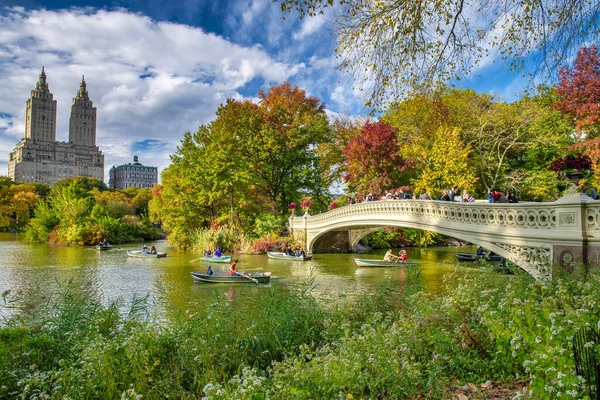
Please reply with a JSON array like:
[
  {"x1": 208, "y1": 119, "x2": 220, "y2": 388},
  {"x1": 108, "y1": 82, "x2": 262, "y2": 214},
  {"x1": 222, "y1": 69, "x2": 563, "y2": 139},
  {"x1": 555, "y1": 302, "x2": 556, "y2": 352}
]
[{"x1": 1, "y1": 270, "x2": 599, "y2": 399}]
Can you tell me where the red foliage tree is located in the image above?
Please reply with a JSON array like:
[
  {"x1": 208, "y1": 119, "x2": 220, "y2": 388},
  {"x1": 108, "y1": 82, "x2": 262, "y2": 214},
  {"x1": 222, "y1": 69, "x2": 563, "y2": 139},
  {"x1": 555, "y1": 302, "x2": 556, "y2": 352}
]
[
  {"x1": 555, "y1": 45, "x2": 600, "y2": 139},
  {"x1": 343, "y1": 120, "x2": 414, "y2": 195}
]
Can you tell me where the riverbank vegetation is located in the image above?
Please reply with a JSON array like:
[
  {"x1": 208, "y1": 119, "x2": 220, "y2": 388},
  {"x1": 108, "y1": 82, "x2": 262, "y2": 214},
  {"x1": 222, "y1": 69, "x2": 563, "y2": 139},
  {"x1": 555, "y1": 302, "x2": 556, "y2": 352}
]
[
  {"x1": 2, "y1": 269, "x2": 599, "y2": 399},
  {"x1": 24, "y1": 177, "x2": 159, "y2": 245}
]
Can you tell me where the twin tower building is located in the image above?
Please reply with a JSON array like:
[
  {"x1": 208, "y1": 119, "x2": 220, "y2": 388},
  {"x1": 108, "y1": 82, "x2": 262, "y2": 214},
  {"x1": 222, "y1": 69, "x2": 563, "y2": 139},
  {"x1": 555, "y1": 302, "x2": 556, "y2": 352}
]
[{"x1": 8, "y1": 68, "x2": 157, "y2": 189}]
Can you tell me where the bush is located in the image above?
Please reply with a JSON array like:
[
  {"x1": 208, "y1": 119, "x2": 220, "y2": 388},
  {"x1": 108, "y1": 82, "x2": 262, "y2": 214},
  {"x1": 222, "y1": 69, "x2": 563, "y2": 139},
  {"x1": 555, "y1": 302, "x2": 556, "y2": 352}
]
[
  {"x1": 252, "y1": 212, "x2": 285, "y2": 239},
  {"x1": 4, "y1": 269, "x2": 600, "y2": 399}
]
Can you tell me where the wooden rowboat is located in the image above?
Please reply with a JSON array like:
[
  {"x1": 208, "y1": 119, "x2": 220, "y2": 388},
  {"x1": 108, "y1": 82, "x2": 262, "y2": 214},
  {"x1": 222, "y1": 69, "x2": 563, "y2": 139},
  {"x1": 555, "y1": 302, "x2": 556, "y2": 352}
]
[
  {"x1": 191, "y1": 271, "x2": 271, "y2": 284},
  {"x1": 354, "y1": 258, "x2": 417, "y2": 267},
  {"x1": 127, "y1": 250, "x2": 167, "y2": 258},
  {"x1": 455, "y1": 253, "x2": 503, "y2": 262},
  {"x1": 267, "y1": 252, "x2": 312, "y2": 261},
  {"x1": 199, "y1": 255, "x2": 232, "y2": 263}
]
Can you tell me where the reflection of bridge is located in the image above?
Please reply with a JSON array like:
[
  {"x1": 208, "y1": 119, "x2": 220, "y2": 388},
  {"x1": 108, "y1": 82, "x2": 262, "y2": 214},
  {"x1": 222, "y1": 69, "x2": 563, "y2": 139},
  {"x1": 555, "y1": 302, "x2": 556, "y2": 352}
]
[{"x1": 289, "y1": 194, "x2": 600, "y2": 281}]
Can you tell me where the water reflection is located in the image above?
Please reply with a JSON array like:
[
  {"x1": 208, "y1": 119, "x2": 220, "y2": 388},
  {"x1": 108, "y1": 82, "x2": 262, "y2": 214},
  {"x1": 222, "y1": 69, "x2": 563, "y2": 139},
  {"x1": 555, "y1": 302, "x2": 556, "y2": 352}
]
[{"x1": 0, "y1": 233, "x2": 498, "y2": 320}]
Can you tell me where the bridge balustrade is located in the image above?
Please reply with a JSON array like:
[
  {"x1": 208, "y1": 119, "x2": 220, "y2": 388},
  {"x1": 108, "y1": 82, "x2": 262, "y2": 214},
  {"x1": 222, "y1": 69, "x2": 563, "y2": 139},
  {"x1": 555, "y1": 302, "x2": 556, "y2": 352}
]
[{"x1": 289, "y1": 195, "x2": 600, "y2": 281}]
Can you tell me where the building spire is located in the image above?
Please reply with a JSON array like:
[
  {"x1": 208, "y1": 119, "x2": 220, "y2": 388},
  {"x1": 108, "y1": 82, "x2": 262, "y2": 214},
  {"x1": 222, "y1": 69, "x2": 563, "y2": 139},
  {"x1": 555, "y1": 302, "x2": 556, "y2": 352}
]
[
  {"x1": 34, "y1": 66, "x2": 49, "y2": 93},
  {"x1": 76, "y1": 74, "x2": 89, "y2": 100}
]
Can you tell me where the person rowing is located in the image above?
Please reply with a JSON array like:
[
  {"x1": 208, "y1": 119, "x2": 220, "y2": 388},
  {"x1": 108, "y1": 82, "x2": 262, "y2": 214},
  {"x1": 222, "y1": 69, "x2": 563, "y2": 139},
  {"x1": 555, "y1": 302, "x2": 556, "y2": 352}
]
[{"x1": 384, "y1": 249, "x2": 399, "y2": 262}]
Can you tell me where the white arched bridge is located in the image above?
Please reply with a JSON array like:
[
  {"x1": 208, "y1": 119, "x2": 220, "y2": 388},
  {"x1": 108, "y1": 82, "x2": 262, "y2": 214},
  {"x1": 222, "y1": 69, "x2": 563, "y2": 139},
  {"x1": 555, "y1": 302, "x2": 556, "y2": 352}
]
[{"x1": 289, "y1": 193, "x2": 600, "y2": 281}]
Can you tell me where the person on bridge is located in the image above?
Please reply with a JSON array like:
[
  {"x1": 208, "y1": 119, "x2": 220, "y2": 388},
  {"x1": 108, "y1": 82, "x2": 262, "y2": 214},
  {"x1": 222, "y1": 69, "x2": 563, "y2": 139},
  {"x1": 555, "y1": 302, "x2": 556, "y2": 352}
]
[
  {"x1": 462, "y1": 191, "x2": 475, "y2": 203},
  {"x1": 506, "y1": 190, "x2": 519, "y2": 203},
  {"x1": 449, "y1": 186, "x2": 459, "y2": 201},
  {"x1": 439, "y1": 189, "x2": 451, "y2": 201}
]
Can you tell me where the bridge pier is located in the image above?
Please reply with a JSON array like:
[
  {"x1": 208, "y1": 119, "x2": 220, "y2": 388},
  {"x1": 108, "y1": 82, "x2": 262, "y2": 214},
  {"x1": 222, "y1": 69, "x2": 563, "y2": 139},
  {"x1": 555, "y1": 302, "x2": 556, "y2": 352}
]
[{"x1": 288, "y1": 193, "x2": 600, "y2": 281}]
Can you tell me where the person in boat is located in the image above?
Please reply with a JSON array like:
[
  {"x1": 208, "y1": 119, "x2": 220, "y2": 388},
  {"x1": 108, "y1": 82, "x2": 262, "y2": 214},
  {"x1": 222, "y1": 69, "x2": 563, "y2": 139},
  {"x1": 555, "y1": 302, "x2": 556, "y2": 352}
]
[
  {"x1": 399, "y1": 249, "x2": 408, "y2": 262},
  {"x1": 476, "y1": 247, "x2": 487, "y2": 256},
  {"x1": 229, "y1": 259, "x2": 238, "y2": 276},
  {"x1": 206, "y1": 265, "x2": 214, "y2": 275},
  {"x1": 99, "y1": 238, "x2": 109, "y2": 247},
  {"x1": 383, "y1": 249, "x2": 398, "y2": 262},
  {"x1": 150, "y1": 246, "x2": 157, "y2": 255},
  {"x1": 142, "y1": 245, "x2": 149, "y2": 254},
  {"x1": 296, "y1": 248, "x2": 306, "y2": 257},
  {"x1": 214, "y1": 247, "x2": 224, "y2": 257},
  {"x1": 284, "y1": 244, "x2": 295, "y2": 256},
  {"x1": 203, "y1": 249, "x2": 212, "y2": 257}
]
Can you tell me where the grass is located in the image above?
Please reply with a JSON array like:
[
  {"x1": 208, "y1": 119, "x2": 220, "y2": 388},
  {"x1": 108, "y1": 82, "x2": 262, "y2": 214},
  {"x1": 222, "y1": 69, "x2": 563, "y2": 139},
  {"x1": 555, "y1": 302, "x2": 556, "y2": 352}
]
[{"x1": 1, "y1": 268, "x2": 599, "y2": 399}]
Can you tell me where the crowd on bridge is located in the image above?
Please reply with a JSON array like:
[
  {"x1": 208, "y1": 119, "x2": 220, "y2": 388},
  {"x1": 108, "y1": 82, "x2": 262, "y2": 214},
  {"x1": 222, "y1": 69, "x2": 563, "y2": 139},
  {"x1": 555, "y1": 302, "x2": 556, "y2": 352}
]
[{"x1": 347, "y1": 186, "x2": 520, "y2": 204}]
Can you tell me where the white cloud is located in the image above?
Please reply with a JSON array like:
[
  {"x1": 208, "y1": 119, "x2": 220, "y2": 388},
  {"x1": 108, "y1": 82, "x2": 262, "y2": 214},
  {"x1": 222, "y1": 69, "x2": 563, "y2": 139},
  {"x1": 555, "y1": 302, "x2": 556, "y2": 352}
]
[
  {"x1": 0, "y1": 7, "x2": 304, "y2": 181},
  {"x1": 293, "y1": 14, "x2": 327, "y2": 40}
]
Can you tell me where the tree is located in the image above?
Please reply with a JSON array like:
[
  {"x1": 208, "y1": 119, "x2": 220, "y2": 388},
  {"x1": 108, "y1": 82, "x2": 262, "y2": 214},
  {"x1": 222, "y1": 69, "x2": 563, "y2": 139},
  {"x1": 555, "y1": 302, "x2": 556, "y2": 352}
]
[
  {"x1": 555, "y1": 45, "x2": 600, "y2": 138},
  {"x1": 277, "y1": 0, "x2": 600, "y2": 109},
  {"x1": 384, "y1": 87, "x2": 573, "y2": 197},
  {"x1": 249, "y1": 82, "x2": 332, "y2": 212},
  {"x1": 343, "y1": 120, "x2": 414, "y2": 194},
  {"x1": 411, "y1": 126, "x2": 478, "y2": 196},
  {"x1": 314, "y1": 115, "x2": 364, "y2": 191}
]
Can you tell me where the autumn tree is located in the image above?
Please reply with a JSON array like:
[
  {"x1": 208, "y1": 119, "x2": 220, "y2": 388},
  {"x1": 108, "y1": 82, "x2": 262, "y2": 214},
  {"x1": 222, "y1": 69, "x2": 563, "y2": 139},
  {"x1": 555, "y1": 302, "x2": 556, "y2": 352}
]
[
  {"x1": 556, "y1": 45, "x2": 600, "y2": 138},
  {"x1": 249, "y1": 82, "x2": 331, "y2": 212},
  {"x1": 555, "y1": 45, "x2": 600, "y2": 189},
  {"x1": 315, "y1": 115, "x2": 364, "y2": 191},
  {"x1": 154, "y1": 82, "x2": 332, "y2": 249},
  {"x1": 343, "y1": 120, "x2": 414, "y2": 194},
  {"x1": 277, "y1": 0, "x2": 600, "y2": 109},
  {"x1": 411, "y1": 126, "x2": 478, "y2": 196}
]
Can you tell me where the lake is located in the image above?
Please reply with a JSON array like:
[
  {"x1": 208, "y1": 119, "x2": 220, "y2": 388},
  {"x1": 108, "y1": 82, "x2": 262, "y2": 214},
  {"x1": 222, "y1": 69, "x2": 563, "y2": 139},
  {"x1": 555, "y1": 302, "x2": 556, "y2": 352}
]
[{"x1": 0, "y1": 233, "x2": 506, "y2": 320}]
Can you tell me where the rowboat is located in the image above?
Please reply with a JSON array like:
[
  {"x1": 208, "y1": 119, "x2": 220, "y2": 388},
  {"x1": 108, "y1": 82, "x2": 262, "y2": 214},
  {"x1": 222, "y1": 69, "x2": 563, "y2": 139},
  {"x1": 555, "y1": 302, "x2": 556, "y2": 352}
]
[
  {"x1": 354, "y1": 258, "x2": 417, "y2": 267},
  {"x1": 199, "y1": 255, "x2": 232, "y2": 263},
  {"x1": 191, "y1": 271, "x2": 271, "y2": 284},
  {"x1": 455, "y1": 253, "x2": 503, "y2": 262},
  {"x1": 267, "y1": 252, "x2": 312, "y2": 261},
  {"x1": 96, "y1": 244, "x2": 112, "y2": 250},
  {"x1": 127, "y1": 250, "x2": 167, "y2": 258}
]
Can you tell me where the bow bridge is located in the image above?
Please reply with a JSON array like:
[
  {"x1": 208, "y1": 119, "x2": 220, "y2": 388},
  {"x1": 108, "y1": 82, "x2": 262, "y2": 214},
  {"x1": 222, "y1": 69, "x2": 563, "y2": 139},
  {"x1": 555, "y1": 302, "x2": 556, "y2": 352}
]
[{"x1": 289, "y1": 193, "x2": 600, "y2": 281}]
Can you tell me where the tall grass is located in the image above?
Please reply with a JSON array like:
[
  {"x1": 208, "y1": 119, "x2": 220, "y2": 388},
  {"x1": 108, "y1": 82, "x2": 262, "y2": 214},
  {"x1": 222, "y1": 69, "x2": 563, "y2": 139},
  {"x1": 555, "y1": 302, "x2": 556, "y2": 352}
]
[{"x1": 1, "y1": 269, "x2": 599, "y2": 399}]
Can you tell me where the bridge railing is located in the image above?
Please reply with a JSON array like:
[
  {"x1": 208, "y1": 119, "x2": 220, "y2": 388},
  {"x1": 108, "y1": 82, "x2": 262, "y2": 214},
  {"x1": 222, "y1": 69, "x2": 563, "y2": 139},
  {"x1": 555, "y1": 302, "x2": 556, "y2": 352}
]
[{"x1": 290, "y1": 195, "x2": 600, "y2": 237}]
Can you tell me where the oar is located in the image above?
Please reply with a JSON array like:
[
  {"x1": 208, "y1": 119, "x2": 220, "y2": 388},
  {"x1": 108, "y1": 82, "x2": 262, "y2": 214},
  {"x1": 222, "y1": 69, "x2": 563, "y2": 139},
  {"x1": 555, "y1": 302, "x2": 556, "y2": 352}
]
[
  {"x1": 189, "y1": 257, "x2": 202, "y2": 263},
  {"x1": 237, "y1": 271, "x2": 259, "y2": 284}
]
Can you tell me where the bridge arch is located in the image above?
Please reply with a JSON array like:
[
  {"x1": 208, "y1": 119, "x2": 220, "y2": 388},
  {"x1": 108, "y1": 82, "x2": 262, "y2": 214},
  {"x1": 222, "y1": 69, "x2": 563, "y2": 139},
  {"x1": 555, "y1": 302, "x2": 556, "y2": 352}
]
[
  {"x1": 289, "y1": 194, "x2": 600, "y2": 281},
  {"x1": 307, "y1": 220, "x2": 548, "y2": 280}
]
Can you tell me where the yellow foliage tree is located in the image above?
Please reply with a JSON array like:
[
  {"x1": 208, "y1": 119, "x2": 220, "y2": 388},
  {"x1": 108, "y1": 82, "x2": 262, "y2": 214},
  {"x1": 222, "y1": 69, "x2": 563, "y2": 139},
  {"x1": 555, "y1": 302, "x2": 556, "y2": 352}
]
[{"x1": 411, "y1": 126, "x2": 478, "y2": 197}]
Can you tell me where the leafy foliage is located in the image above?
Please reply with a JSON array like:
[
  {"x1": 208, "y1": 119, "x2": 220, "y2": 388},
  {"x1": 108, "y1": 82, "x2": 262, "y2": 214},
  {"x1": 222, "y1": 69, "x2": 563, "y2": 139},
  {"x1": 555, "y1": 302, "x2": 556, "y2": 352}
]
[
  {"x1": 556, "y1": 45, "x2": 600, "y2": 138},
  {"x1": 153, "y1": 83, "x2": 332, "y2": 249},
  {"x1": 343, "y1": 120, "x2": 414, "y2": 194},
  {"x1": 25, "y1": 177, "x2": 158, "y2": 245},
  {"x1": 411, "y1": 126, "x2": 478, "y2": 196},
  {"x1": 4, "y1": 269, "x2": 600, "y2": 399},
  {"x1": 277, "y1": 0, "x2": 600, "y2": 110}
]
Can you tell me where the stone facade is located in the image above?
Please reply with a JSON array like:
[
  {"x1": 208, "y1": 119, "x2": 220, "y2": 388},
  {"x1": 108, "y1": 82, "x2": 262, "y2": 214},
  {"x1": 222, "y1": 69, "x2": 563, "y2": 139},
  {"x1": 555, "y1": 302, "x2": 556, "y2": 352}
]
[
  {"x1": 8, "y1": 68, "x2": 104, "y2": 185},
  {"x1": 109, "y1": 155, "x2": 157, "y2": 189}
]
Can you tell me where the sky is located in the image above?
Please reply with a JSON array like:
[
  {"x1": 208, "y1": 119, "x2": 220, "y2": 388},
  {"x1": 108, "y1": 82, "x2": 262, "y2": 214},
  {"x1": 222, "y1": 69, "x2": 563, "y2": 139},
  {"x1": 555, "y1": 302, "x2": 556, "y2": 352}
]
[{"x1": 0, "y1": 0, "x2": 531, "y2": 182}]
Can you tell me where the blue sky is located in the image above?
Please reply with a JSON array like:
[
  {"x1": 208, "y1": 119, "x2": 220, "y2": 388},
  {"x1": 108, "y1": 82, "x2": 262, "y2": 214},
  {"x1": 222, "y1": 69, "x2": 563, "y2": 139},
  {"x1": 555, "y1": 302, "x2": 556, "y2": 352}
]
[{"x1": 0, "y1": 0, "x2": 530, "y2": 181}]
